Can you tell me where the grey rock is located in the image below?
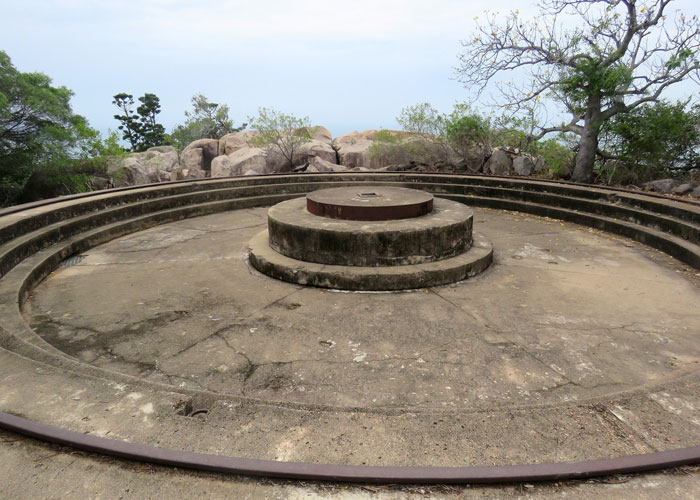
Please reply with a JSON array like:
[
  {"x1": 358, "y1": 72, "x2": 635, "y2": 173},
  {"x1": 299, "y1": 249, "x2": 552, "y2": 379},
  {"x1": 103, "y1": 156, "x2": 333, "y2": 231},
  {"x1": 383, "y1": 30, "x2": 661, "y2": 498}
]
[
  {"x1": 211, "y1": 147, "x2": 288, "y2": 177},
  {"x1": 107, "y1": 146, "x2": 179, "y2": 187},
  {"x1": 690, "y1": 186, "x2": 700, "y2": 198},
  {"x1": 513, "y1": 156, "x2": 535, "y2": 176},
  {"x1": 533, "y1": 155, "x2": 546, "y2": 173},
  {"x1": 643, "y1": 178, "x2": 679, "y2": 193},
  {"x1": 308, "y1": 126, "x2": 333, "y2": 145},
  {"x1": 332, "y1": 130, "x2": 394, "y2": 170},
  {"x1": 181, "y1": 139, "x2": 219, "y2": 172},
  {"x1": 484, "y1": 149, "x2": 513, "y2": 176},
  {"x1": 309, "y1": 156, "x2": 348, "y2": 172},
  {"x1": 293, "y1": 140, "x2": 338, "y2": 166},
  {"x1": 672, "y1": 183, "x2": 694, "y2": 195},
  {"x1": 180, "y1": 148, "x2": 203, "y2": 173},
  {"x1": 218, "y1": 131, "x2": 259, "y2": 156}
]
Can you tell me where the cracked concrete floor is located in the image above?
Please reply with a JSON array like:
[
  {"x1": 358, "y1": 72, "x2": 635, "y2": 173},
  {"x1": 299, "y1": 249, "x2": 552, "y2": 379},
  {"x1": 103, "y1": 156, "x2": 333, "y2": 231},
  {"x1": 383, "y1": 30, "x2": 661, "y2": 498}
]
[{"x1": 5, "y1": 205, "x2": 700, "y2": 498}]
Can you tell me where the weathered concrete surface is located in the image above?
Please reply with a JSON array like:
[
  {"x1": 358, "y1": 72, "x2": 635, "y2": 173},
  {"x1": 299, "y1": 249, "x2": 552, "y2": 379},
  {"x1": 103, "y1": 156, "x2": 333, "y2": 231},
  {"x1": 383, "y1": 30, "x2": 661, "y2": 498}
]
[
  {"x1": 267, "y1": 197, "x2": 474, "y2": 266},
  {"x1": 2, "y1": 206, "x2": 700, "y2": 497},
  {"x1": 2, "y1": 429, "x2": 699, "y2": 499},
  {"x1": 249, "y1": 229, "x2": 492, "y2": 290},
  {"x1": 3, "y1": 429, "x2": 700, "y2": 500}
]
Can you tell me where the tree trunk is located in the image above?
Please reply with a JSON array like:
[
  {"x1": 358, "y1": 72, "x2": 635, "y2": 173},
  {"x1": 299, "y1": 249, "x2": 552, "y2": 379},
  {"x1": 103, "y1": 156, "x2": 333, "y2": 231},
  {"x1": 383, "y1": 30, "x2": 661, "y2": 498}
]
[{"x1": 571, "y1": 95, "x2": 602, "y2": 184}]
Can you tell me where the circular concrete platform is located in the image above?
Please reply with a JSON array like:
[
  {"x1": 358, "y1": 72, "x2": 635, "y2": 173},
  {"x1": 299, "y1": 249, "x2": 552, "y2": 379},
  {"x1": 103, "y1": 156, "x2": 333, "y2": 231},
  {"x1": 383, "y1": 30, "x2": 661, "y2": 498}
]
[
  {"x1": 2, "y1": 173, "x2": 700, "y2": 497},
  {"x1": 21, "y1": 207, "x2": 700, "y2": 423},
  {"x1": 266, "y1": 197, "x2": 475, "y2": 267},
  {"x1": 249, "y1": 229, "x2": 492, "y2": 290}
]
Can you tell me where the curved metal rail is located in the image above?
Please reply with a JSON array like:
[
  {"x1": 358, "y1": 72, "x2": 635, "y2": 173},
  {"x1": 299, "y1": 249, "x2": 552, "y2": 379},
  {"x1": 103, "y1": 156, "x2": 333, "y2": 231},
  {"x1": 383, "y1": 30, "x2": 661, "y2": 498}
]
[{"x1": 1, "y1": 411, "x2": 699, "y2": 483}]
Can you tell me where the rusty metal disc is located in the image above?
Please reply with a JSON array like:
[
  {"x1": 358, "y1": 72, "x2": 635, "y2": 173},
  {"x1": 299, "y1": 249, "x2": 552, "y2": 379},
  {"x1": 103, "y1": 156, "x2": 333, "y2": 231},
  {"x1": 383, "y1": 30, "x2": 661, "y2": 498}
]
[{"x1": 306, "y1": 186, "x2": 433, "y2": 221}]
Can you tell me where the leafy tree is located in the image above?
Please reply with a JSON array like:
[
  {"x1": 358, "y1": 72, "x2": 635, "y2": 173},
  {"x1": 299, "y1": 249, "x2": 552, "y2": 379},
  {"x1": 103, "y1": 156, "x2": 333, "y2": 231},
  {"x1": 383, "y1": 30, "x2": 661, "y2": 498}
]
[
  {"x1": 529, "y1": 137, "x2": 576, "y2": 178},
  {"x1": 457, "y1": 0, "x2": 700, "y2": 183},
  {"x1": 112, "y1": 93, "x2": 139, "y2": 151},
  {"x1": 113, "y1": 92, "x2": 166, "y2": 151},
  {"x1": 598, "y1": 99, "x2": 700, "y2": 182},
  {"x1": 248, "y1": 107, "x2": 311, "y2": 169},
  {"x1": 444, "y1": 104, "x2": 492, "y2": 164},
  {"x1": 171, "y1": 93, "x2": 246, "y2": 150},
  {"x1": 396, "y1": 103, "x2": 454, "y2": 164},
  {"x1": 373, "y1": 102, "x2": 493, "y2": 167},
  {"x1": 0, "y1": 50, "x2": 109, "y2": 204}
]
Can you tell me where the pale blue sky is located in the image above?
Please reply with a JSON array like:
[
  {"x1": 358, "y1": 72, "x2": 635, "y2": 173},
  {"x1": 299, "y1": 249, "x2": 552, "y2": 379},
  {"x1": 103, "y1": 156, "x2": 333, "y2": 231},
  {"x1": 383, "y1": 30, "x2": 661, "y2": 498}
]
[{"x1": 2, "y1": 0, "x2": 698, "y2": 139}]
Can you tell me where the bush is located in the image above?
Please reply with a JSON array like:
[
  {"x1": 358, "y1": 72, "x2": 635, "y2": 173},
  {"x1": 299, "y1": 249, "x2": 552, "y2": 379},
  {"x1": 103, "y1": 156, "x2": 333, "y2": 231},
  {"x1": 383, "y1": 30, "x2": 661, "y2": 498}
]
[
  {"x1": 368, "y1": 130, "x2": 412, "y2": 164},
  {"x1": 599, "y1": 100, "x2": 700, "y2": 183},
  {"x1": 371, "y1": 102, "x2": 493, "y2": 167},
  {"x1": 529, "y1": 138, "x2": 576, "y2": 179},
  {"x1": 248, "y1": 107, "x2": 311, "y2": 169},
  {"x1": 171, "y1": 94, "x2": 246, "y2": 151}
]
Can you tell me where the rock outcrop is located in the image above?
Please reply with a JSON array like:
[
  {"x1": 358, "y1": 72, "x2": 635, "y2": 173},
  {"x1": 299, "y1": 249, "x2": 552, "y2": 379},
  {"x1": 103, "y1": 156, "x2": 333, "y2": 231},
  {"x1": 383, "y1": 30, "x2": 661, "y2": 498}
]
[
  {"x1": 107, "y1": 146, "x2": 179, "y2": 187},
  {"x1": 643, "y1": 178, "x2": 680, "y2": 193},
  {"x1": 332, "y1": 130, "x2": 390, "y2": 170},
  {"x1": 218, "y1": 131, "x2": 259, "y2": 156},
  {"x1": 181, "y1": 138, "x2": 219, "y2": 175},
  {"x1": 513, "y1": 156, "x2": 535, "y2": 176},
  {"x1": 483, "y1": 149, "x2": 513, "y2": 176},
  {"x1": 211, "y1": 147, "x2": 276, "y2": 177},
  {"x1": 100, "y1": 127, "x2": 700, "y2": 199}
]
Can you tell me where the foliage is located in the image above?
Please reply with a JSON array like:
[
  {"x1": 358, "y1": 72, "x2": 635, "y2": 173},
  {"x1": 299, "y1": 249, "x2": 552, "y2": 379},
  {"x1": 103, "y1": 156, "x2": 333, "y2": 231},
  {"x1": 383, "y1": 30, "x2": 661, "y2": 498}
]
[
  {"x1": 113, "y1": 92, "x2": 166, "y2": 151},
  {"x1": 379, "y1": 102, "x2": 493, "y2": 166},
  {"x1": 368, "y1": 129, "x2": 412, "y2": 164},
  {"x1": 597, "y1": 100, "x2": 700, "y2": 183},
  {"x1": 395, "y1": 103, "x2": 453, "y2": 164},
  {"x1": 444, "y1": 110, "x2": 491, "y2": 160},
  {"x1": 457, "y1": 0, "x2": 700, "y2": 183},
  {"x1": 529, "y1": 138, "x2": 576, "y2": 179},
  {"x1": 0, "y1": 50, "x2": 116, "y2": 205},
  {"x1": 248, "y1": 107, "x2": 311, "y2": 168},
  {"x1": 171, "y1": 93, "x2": 246, "y2": 150},
  {"x1": 371, "y1": 101, "x2": 578, "y2": 178}
]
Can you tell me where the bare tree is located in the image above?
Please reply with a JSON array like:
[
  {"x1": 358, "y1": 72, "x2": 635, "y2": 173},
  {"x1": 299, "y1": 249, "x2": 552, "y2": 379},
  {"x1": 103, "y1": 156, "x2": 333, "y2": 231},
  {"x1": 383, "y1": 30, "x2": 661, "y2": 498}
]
[
  {"x1": 457, "y1": 0, "x2": 700, "y2": 182},
  {"x1": 248, "y1": 107, "x2": 312, "y2": 170}
]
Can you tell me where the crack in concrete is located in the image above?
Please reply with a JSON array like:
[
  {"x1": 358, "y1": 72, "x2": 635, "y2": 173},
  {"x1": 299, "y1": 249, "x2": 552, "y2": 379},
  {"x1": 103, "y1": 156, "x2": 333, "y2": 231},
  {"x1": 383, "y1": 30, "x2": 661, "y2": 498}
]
[
  {"x1": 258, "y1": 288, "x2": 305, "y2": 313},
  {"x1": 429, "y1": 289, "x2": 489, "y2": 329},
  {"x1": 186, "y1": 222, "x2": 267, "y2": 236},
  {"x1": 590, "y1": 402, "x2": 656, "y2": 452}
]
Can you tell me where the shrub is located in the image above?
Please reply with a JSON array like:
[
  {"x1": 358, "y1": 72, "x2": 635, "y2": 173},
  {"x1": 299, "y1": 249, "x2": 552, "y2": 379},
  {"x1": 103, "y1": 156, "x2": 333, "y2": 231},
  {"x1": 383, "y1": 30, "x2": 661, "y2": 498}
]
[{"x1": 598, "y1": 100, "x2": 700, "y2": 183}]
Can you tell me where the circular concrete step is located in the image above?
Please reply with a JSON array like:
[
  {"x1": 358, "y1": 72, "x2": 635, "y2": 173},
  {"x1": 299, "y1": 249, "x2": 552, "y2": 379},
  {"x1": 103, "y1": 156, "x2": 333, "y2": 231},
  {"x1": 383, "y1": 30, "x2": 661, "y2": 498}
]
[
  {"x1": 268, "y1": 197, "x2": 474, "y2": 267},
  {"x1": 248, "y1": 229, "x2": 493, "y2": 290}
]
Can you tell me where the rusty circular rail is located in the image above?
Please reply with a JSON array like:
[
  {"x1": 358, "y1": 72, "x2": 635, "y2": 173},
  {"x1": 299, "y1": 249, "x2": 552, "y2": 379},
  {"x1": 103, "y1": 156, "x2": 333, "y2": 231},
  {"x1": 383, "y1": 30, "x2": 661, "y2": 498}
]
[
  {"x1": 0, "y1": 172, "x2": 699, "y2": 484},
  {"x1": 2, "y1": 411, "x2": 700, "y2": 483}
]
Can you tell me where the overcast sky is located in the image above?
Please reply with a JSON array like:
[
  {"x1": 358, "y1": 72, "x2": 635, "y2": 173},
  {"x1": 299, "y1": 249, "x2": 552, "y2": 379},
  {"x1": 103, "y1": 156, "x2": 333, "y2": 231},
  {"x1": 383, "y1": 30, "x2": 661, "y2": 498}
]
[{"x1": 2, "y1": 0, "x2": 699, "y2": 139}]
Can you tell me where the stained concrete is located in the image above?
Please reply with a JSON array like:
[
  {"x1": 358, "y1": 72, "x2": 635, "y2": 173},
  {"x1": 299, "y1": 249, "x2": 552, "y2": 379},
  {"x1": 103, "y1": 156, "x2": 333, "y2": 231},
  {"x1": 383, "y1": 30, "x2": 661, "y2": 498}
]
[
  {"x1": 3, "y1": 205, "x2": 700, "y2": 497},
  {"x1": 267, "y1": 197, "x2": 473, "y2": 266}
]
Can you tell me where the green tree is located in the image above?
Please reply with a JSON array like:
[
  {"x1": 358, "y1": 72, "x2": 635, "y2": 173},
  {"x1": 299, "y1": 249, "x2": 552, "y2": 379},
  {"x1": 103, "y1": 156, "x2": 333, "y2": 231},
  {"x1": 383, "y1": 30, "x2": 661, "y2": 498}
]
[
  {"x1": 396, "y1": 103, "x2": 453, "y2": 164},
  {"x1": 0, "y1": 50, "x2": 108, "y2": 204},
  {"x1": 598, "y1": 100, "x2": 700, "y2": 182},
  {"x1": 457, "y1": 0, "x2": 700, "y2": 183},
  {"x1": 248, "y1": 107, "x2": 311, "y2": 169},
  {"x1": 171, "y1": 93, "x2": 246, "y2": 150},
  {"x1": 113, "y1": 92, "x2": 166, "y2": 151},
  {"x1": 374, "y1": 102, "x2": 493, "y2": 167}
]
